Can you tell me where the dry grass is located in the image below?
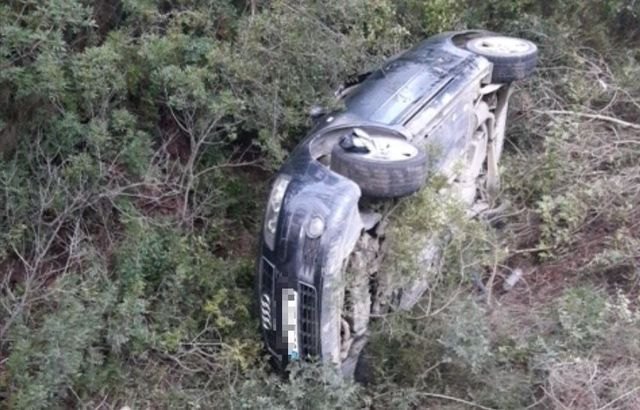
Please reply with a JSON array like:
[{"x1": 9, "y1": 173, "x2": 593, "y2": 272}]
[{"x1": 543, "y1": 360, "x2": 640, "y2": 410}]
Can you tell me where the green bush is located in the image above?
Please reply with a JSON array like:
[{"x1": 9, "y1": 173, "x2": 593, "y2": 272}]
[
  {"x1": 5, "y1": 257, "x2": 117, "y2": 409},
  {"x1": 2, "y1": 0, "x2": 640, "y2": 408}
]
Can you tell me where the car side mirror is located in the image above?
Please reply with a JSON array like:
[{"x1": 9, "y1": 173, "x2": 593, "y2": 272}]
[{"x1": 309, "y1": 105, "x2": 327, "y2": 120}]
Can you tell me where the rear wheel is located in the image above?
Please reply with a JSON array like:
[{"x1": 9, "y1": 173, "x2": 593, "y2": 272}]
[{"x1": 466, "y1": 35, "x2": 538, "y2": 83}]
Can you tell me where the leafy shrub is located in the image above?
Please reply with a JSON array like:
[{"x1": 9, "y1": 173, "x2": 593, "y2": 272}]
[
  {"x1": 232, "y1": 362, "x2": 362, "y2": 410},
  {"x1": 555, "y1": 287, "x2": 608, "y2": 350},
  {"x1": 5, "y1": 257, "x2": 118, "y2": 409},
  {"x1": 438, "y1": 299, "x2": 493, "y2": 374},
  {"x1": 1, "y1": 0, "x2": 640, "y2": 408}
]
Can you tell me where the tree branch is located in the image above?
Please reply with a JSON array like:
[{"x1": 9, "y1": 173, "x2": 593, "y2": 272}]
[{"x1": 535, "y1": 110, "x2": 640, "y2": 130}]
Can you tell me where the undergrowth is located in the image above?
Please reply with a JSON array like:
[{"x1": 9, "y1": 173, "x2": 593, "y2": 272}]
[{"x1": 1, "y1": 0, "x2": 639, "y2": 409}]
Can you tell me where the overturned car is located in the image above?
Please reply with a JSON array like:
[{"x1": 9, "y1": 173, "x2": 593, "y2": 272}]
[{"x1": 257, "y1": 31, "x2": 537, "y2": 377}]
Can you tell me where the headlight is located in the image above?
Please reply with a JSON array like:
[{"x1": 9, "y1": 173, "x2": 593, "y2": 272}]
[{"x1": 263, "y1": 175, "x2": 291, "y2": 250}]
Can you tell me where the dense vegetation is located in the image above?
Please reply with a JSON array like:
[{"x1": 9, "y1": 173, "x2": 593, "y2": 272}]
[{"x1": 1, "y1": 0, "x2": 639, "y2": 408}]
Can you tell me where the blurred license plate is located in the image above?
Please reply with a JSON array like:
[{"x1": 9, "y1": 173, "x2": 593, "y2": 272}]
[{"x1": 282, "y1": 288, "x2": 299, "y2": 360}]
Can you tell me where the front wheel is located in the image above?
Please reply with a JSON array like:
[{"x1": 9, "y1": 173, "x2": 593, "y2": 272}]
[{"x1": 330, "y1": 130, "x2": 428, "y2": 198}]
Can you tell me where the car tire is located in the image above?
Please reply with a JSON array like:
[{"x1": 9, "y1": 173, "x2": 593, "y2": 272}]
[
  {"x1": 465, "y1": 36, "x2": 538, "y2": 83},
  {"x1": 330, "y1": 136, "x2": 428, "y2": 198}
]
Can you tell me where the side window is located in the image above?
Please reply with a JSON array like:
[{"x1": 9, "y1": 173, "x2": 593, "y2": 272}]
[{"x1": 334, "y1": 71, "x2": 372, "y2": 99}]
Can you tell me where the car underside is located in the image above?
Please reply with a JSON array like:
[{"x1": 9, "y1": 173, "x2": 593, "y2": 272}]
[{"x1": 257, "y1": 30, "x2": 538, "y2": 377}]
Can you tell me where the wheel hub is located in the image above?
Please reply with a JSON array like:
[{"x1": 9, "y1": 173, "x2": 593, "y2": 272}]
[
  {"x1": 357, "y1": 135, "x2": 419, "y2": 161},
  {"x1": 474, "y1": 36, "x2": 533, "y2": 55}
]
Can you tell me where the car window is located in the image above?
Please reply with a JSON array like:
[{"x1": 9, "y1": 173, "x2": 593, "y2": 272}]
[{"x1": 344, "y1": 58, "x2": 452, "y2": 125}]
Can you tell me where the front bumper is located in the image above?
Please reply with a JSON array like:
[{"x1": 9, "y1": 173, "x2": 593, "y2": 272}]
[{"x1": 258, "y1": 160, "x2": 362, "y2": 368}]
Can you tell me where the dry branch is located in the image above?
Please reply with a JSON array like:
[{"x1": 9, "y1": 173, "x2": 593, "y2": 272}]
[{"x1": 535, "y1": 110, "x2": 640, "y2": 130}]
